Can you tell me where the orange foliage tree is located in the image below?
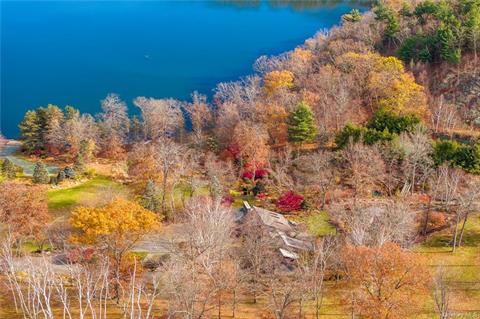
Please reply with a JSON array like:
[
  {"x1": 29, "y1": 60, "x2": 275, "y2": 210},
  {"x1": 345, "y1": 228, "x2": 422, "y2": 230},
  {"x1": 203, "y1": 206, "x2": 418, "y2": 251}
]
[
  {"x1": 342, "y1": 242, "x2": 431, "y2": 319},
  {"x1": 0, "y1": 182, "x2": 50, "y2": 242}
]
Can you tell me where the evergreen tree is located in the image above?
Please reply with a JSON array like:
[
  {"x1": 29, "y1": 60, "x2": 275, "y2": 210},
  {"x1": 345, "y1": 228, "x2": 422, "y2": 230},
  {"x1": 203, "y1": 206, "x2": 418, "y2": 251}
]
[
  {"x1": 342, "y1": 9, "x2": 362, "y2": 23},
  {"x1": 64, "y1": 166, "x2": 76, "y2": 179},
  {"x1": 438, "y1": 22, "x2": 462, "y2": 64},
  {"x1": 19, "y1": 110, "x2": 42, "y2": 153},
  {"x1": 287, "y1": 102, "x2": 318, "y2": 144},
  {"x1": 141, "y1": 180, "x2": 161, "y2": 213},
  {"x1": 74, "y1": 140, "x2": 91, "y2": 174},
  {"x1": 1, "y1": 158, "x2": 16, "y2": 179},
  {"x1": 32, "y1": 162, "x2": 50, "y2": 184}
]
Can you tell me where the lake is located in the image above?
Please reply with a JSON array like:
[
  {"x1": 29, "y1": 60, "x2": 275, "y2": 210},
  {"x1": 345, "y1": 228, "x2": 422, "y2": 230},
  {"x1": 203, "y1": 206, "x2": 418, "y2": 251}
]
[{"x1": 1, "y1": 0, "x2": 366, "y2": 138}]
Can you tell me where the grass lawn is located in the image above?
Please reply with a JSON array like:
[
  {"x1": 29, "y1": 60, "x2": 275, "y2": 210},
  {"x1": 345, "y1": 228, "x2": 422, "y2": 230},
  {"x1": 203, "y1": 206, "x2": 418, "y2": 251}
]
[
  {"x1": 413, "y1": 212, "x2": 480, "y2": 318},
  {"x1": 304, "y1": 211, "x2": 337, "y2": 237},
  {"x1": 47, "y1": 176, "x2": 125, "y2": 214}
]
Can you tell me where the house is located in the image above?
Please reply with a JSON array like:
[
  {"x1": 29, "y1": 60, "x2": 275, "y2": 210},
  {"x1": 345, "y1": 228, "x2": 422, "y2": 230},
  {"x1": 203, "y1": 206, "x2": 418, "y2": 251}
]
[{"x1": 236, "y1": 201, "x2": 313, "y2": 260}]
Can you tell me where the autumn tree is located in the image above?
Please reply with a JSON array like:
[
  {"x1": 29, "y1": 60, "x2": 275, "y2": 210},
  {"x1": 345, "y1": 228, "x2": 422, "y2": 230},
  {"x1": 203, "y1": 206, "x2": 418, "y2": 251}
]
[
  {"x1": 163, "y1": 196, "x2": 234, "y2": 318},
  {"x1": 185, "y1": 91, "x2": 213, "y2": 148},
  {"x1": 238, "y1": 211, "x2": 280, "y2": 304},
  {"x1": 264, "y1": 70, "x2": 294, "y2": 94},
  {"x1": 334, "y1": 199, "x2": 415, "y2": 247},
  {"x1": 397, "y1": 127, "x2": 433, "y2": 194},
  {"x1": 341, "y1": 141, "x2": 386, "y2": 198},
  {"x1": 133, "y1": 96, "x2": 184, "y2": 141},
  {"x1": 297, "y1": 237, "x2": 337, "y2": 319},
  {"x1": 70, "y1": 198, "x2": 159, "y2": 302},
  {"x1": 233, "y1": 121, "x2": 270, "y2": 174},
  {"x1": 97, "y1": 94, "x2": 129, "y2": 158},
  {"x1": 153, "y1": 139, "x2": 187, "y2": 218},
  {"x1": 342, "y1": 242, "x2": 430, "y2": 319},
  {"x1": 0, "y1": 182, "x2": 50, "y2": 241},
  {"x1": 451, "y1": 178, "x2": 480, "y2": 251},
  {"x1": 287, "y1": 102, "x2": 317, "y2": 144},
  {"x1": 41, "y1": 104, "x2": 65, "y2": 153},
  {"x1": 293, "y1": 151, "x2": 336, "y2": 208}
]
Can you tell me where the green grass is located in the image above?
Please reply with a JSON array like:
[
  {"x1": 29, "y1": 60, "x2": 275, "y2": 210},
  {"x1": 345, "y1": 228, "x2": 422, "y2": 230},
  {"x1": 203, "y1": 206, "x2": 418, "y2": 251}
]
[
  {"x1": 20, "y1": 240, "x2": 51, "y2": 254},
  {"x1": 169, "y1": 183, "x2": 210, "y2": 208},
  {"x1": 47, "y1": 176, "x2": 123, "y2": 213},
  {"x1": 413, "y1": 213, "x2": 480, "y2": 317},
  {"x1": 304, "y1": 211, "x2": 337, "y2": 237}
]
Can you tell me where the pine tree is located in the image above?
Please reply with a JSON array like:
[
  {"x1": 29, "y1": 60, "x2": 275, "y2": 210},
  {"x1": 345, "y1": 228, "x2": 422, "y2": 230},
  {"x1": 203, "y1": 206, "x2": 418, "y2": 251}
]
[
  {"x1": 19, "y1": 110, "x2": 42, "y2": 153},
  {"x1": 287, "y1": 102, "x2": 317, "y2": 144},
  {"x1": 342, "y1": 9, "x2": 362, "y2": 23},
  {"x1": 32, "y1": 162, "x2": 50, "y2": 184},
  {"x1": 74, "y1": 140, "x2": 89, "y2": 174},
  {"x1": 64, "y1": 166, "x2": 76, "y2": 179},
  {"x1": 141, "y1": 180, "x2": 161, "y2": 213},
  {"x1": 1, "y1": 158, "x2": 16, "y2": 179}
]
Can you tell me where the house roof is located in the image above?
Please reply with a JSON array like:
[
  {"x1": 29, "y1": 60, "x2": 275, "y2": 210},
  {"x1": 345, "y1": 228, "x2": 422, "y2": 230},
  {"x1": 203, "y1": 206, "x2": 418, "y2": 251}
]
[{"x1": 253, "y1": 206, "x2": 293, "y2": 232}]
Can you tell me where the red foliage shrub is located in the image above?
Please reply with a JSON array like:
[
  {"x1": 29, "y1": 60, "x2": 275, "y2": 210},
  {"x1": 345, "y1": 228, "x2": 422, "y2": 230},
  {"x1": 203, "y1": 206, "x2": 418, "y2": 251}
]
[
  {"x1": 242, "y1": 170, "x2": 254, "y2": 180},
  {"x1": 242, "y1": 168, "x2": 269, "y2": 180},
  {"x1": 254, "y1": 168, "x2": 269, "y2": 179},
  {"x1": 276, "y1": 191, "x2": 304, "y2": 212},
  {"x1": 427, "y1": 212, "x2": 447, "y2": 231},
  {"x1": 226, "y1": 143, "x2": 241, "y2": 160}
]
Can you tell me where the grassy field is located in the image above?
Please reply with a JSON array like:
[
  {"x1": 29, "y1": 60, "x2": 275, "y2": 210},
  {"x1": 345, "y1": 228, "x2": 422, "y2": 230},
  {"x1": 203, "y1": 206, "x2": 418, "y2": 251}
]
[
  {"x1": 304, "y1": 211, "x2": 337, "y2": 237},
  {"x1": 413, "y1": 212, "x2": 480, "y2": 318},
  {"x1": 47, "y1": 176, "x2": 125, "y2": 215}
]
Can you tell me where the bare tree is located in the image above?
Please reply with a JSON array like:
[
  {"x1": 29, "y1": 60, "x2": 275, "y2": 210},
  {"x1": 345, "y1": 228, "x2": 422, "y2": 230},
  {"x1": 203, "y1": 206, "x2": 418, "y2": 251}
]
[
  {"x1": 431, "y1": 95, "x2": 458, "y2": 134},
  {"x1": 433, "y1": 266, "x2": 452, "y2": 319},
  {"x1": 134, "y1": 96, "x2": 184, "y2": 141},
  {"x1": 97, "y1": 94, "x2": 129, "y2": 158},
  {"x1": 333, "y1": 199, "x2": 415, "y2": 247},
  {"x1": 267, "y1": 146, "x2": 295, "y2": 194},
  {"x1": 452, "y1": 178, "x2": 480, "y2": 251},
  {"x1": 293, "y1": 151, "x2": 336, "y2": 208},
  {"x1": 297, "y1": 236, "x2": 337, "y2": 319},
  {"x1": 397, "y1": 127, "x2": 433, "y2": 195},
  {"x1": 153, "y1": 138, "x2": 187, "y2": 218},
  {"x1": 164, "y1": 196, "x2": 234, "y2": 319},
  {"x1": 238, "y1": 212, "x2": 280, "y2": 305},
  {"x1": 204, "y1": 152, "x2": 236, "y2": 200},
  {"x1": 341, "y1": 141, "x2": 386, "y2": 200},
  {"x1": 185, "y1": 92, "x2": 213, "y2": 148}
]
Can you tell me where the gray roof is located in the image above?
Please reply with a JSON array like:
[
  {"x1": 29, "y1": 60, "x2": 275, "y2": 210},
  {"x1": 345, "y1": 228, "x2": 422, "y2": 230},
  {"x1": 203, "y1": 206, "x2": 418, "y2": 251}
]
[{"x1": 254, "y1": 206, "x2": 293, "y2": 232}]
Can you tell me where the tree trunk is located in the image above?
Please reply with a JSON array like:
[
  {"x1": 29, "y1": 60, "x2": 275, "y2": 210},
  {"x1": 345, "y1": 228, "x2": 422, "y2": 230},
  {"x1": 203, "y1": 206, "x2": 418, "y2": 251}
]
[
  {"x1": 457, "y1": 212, "x2": 470, "y2": 247},
  {"x1": 451, "y1": 213, "x2": 461, "y2": 252}
]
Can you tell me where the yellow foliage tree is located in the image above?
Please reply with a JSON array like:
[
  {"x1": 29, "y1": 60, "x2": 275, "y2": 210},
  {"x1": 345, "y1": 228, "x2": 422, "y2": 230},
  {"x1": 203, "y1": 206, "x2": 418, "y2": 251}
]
[
  {"x1": 290, "y1": 47, "x2": 313, "y2": 64},
  {"x1": 336, "y1": 52, "x2": 428, "y2": 117},
  {"x1": 70, "y1": 198, "x2": 159, "y2": 301},
  {"x1": 264, "y1": 70, "x2": 294, "y2": 94}
]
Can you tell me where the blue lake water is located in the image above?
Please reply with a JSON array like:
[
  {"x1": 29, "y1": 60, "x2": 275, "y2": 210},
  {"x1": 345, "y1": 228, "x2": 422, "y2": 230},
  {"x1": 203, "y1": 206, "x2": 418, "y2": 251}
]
[{"x1": 1, "y1": 1, "x2": 366, "y2": 138}]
